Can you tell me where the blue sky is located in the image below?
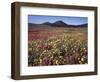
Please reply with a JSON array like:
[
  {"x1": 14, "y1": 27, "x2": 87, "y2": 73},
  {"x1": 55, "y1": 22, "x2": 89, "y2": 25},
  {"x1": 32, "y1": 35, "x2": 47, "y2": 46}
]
[{"x1": 28, "y1": 15, "x2": 88, "y2": 25}]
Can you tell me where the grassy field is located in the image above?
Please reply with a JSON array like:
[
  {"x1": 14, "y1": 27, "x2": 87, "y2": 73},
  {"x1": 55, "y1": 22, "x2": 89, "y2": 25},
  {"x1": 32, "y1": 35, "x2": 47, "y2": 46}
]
[{"x1": 28, "y1": 27, "x2": 88, "y2": 66}]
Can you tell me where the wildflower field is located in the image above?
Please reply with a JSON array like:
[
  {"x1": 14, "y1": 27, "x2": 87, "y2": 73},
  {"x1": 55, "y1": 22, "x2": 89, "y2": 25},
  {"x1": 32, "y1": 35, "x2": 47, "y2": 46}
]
[{"x1": 28, "y1": 27, "x2": 88, "y2": 66}]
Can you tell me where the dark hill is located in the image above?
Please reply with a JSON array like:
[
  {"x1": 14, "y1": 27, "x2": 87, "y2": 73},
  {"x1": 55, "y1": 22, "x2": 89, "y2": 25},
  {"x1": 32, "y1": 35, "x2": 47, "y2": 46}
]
[
  {"x1": 28, "y1": 20, "x2": 88, "y2": 28},
  {"x1": 51, "y1": 20, "x2": 68, "y2": 27}
]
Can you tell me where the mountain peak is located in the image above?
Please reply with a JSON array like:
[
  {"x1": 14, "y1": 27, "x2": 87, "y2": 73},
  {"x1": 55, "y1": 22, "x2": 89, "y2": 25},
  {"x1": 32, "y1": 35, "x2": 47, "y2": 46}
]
[
  {"x1": 53, "y1": 20, "x2": 67, "y2": 25},
  {"x1": 42, "y1": 22, "x2": 51, "y2": 25},
  {"x1": 28, "y1": 20, "x2": 87, "y2": 28}
]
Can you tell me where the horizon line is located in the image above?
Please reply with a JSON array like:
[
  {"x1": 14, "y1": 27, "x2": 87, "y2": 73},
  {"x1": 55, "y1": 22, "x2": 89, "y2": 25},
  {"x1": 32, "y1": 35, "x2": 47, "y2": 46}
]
[{"x1": 28, "y1": 20, "x2": 88, "y2": 26}]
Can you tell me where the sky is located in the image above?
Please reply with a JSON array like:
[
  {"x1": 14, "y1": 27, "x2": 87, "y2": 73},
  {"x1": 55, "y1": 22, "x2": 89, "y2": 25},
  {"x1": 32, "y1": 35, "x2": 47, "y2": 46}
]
[{"x1": 28, "y1": 15, "x2": 88, "y2": 25}]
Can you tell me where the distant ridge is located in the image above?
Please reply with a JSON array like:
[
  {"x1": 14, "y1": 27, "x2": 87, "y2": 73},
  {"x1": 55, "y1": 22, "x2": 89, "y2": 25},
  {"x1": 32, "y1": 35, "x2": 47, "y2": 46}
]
[
  {"x1": 42, "y1": 22, "x2": 52, "y2": 25},
  {"x1": 28, "y1": 20, "x2": 88, "y2": 27}
]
